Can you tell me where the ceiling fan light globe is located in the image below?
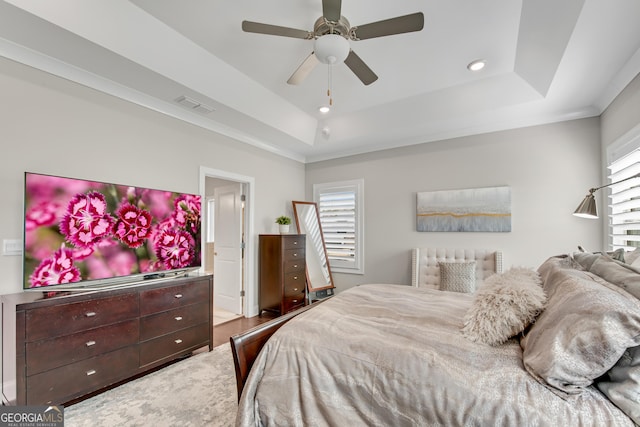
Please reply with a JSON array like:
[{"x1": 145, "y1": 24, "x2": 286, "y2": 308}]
[{"x1": 314, "y1": 34, "x2": 350, "y2": 64}]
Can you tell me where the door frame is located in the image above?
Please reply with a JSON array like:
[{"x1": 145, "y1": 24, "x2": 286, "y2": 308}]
[{"x1": 199, "y1": 166, "x2": 257, "y2": 318}]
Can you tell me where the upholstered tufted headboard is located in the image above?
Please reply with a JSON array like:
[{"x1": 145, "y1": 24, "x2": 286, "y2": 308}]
[{"x1": 411, "y1": 248, "x2": 503, "y2": 289}]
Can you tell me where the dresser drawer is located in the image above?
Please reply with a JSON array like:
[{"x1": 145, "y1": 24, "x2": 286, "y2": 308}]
[
  {"x1": 283, "y1": 273, "x2": 305, "y2": 295},
  {"x1": 26, "y1": 319, "x2": 139, "y2": 376},
  {"x1": 139, "y1": 302, "x2": 209, "y2": 341},
  {"x1": 26, "y1": 346, "x2": 138, "y2": 405},
  {"x1": 25, "y1": 293, "x2": 139, "y2": 342},
  {"x1": 139, "y1": 323, "x2": 210, "y2": 366},
  {"x1": 283, "y1": 236, "x2": 305, "y2": 249},
  {"x1": 140, "y1": 280, "x2": 209, "y2": 316},
  {"x1": 283, "y1": 294, "x2": 305, "y2": 313},
  {"x1": 284, "y1": 258, "x2": 305, "y2": 274},
  {"x1": 284, "y1": 248, "x2": 304, "y2": 261}
]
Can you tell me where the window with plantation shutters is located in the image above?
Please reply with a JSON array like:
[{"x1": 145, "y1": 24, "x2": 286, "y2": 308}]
[
  {"x1": 313, "y1": 179, "x2": 364, "y2": 274},
  {"x1": 609, "y1": 148, "x2": 640, "y2": 250}
]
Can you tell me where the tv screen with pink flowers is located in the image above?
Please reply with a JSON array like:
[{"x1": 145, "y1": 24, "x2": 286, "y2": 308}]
[{"x1": 23, "y1": 172, "x2": 202, "y2": 290}]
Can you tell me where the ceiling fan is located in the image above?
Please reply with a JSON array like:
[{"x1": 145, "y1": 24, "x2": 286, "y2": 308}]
[{"x1": 241, "y1": 0, "x2": 424, "y2": 86}]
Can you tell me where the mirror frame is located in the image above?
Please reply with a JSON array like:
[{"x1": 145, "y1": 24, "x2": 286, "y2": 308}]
[{"x1": 292, "y1": 201, "x2": 335, "y2": 293}]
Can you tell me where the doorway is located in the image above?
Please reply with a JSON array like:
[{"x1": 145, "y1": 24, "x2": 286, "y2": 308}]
[{"x1": 200, "y1": 167, "x2": 256, "y2": 324}]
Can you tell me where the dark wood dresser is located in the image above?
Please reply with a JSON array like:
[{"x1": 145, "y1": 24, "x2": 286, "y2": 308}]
[
  {"x1": 1, "y1": 274, "x2": 213, "y2": 406},
  {"x1": 259, "y1": 234, "x2": 306, "y2": 315}
]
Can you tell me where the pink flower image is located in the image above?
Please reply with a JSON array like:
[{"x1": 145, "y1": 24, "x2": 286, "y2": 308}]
[
  {"x1": 24, "y1": 173, "x2": 202, "y2": 289},
  {"x1": 29, "y1": 245, "x2": 81, "y2": 287},
  {"x1": 113, "y1": 203, "x2": 152, "y2": 248},
  {"x1": 59, "y1": 191, "x2": 115, "y2": 248},
  {"x1": 173, "y1": 194, "x2": 201, "y2": 233},
  {"x1": 154, "y1": 228, "x2": 195, "y2": 269},
  {"x1": 143, "y1": 190, "x2": 174, "y2": 219},
  {"x1": 25, "y1": 201, "x2": 60, "y2": 231},
  {"x1": 85, "y1": 250, "x2": 137, "y2": 279}
]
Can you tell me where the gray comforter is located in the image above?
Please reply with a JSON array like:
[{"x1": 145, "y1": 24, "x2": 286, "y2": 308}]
[{"x1": 236, "y1": 284, "x2": 633, "y2": 426}]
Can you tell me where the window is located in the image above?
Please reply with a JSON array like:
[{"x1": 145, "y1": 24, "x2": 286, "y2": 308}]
[
  {"x1": 608, "y1": 132, "x2": 640, "y2": 250},
  {"x1": 313, "y1": 179, "x2": 364, "y2": 274}
]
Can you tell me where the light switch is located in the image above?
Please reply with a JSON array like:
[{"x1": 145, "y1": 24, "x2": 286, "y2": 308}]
[{"x1": 3, "y1": 239, "x2": 22, "y2": 256}]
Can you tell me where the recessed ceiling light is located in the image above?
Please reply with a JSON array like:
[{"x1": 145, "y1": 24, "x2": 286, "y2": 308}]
[
  {"x1": 467, "y1": 59, "x2": 486, "y2": 72},
  {"x1": 318, "y1": 106, "x2": 330, "y2": 114}
]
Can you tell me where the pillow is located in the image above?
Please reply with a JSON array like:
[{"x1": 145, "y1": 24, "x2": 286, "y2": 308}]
[
  {"x1": 438, "y1": 261, "x2": 476, "y2": 293},
  {"x1": 572, "y1": 251, "x2": 600, "y2": 270},
  {"x1": 573, "y1": 252, "x2": 640, "y2": 300},
  {"x1": 461, "y1": 267, "x2": 546, "y2": 346},
  {"x1": 589, "y1": 255, "x2": 640, "y2": 300},
  {"x1": 520, "y1": 257, "x2": 640, "y2": 394},
  {"x1": 625, "y1": 248, "x2": 640, "y2": 266},
  {"x1": 597, "y1": 345, "x2": 640, "y2": 424},
  {"x1": 609, "y1": 248, "x2": 626, "y2": 262}
]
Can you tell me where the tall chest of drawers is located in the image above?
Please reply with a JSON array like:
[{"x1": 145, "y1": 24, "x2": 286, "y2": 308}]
[
  {"x1": 1, "y1": 274, "x2": 213, "y2": 406},
  {"x1": 259, "y1": 234, "x2": 306, "y2": 315}
]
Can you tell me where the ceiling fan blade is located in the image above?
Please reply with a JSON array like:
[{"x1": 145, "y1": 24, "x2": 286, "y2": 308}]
[
  {"x1": 351, "y1": 12, "x2": 424, "y2": 40},
  {"x1": 322, "y1": 0, "x2": 342, "y2": 22},
  {"x1": 242, "y1": 21, "x2": 312, "y2": 39},
  {"x1": 344, "y1": 50, "x2": 378, "y2": 85},
  {"x1": 287, "y1": 53, "x2": 319, "y2": 85}
]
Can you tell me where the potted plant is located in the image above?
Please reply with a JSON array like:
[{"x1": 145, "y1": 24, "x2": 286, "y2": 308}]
[{"x1": 276, "y1": 215, "x2": 292, "y2": 234}]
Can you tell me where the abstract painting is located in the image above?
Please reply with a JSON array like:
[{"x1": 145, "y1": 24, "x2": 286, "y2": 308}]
[{"x1": 416, "y1": 186, "x2": 511, "y2": 232}]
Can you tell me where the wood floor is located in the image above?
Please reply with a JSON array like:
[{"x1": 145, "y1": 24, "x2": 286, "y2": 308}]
[{"x1": 212, "y1": 313, "x2": 277, "y2": 348}]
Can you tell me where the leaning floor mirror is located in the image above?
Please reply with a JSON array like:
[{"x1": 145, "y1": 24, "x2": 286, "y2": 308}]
[{"x1": 292, "y1": 201, "x2": 335, "y2": 293}]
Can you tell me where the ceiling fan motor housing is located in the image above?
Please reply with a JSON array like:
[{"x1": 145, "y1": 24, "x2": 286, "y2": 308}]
[
  {"x1": 313, "y1": 16, "x2": 350, "y2": 37},
  {"x1": 314, "y1": 34, "x2": 350, "y2": 64}
]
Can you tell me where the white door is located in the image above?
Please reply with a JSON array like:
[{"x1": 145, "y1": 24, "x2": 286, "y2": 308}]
[{"x1": 213, "y1": 183, "x2": 243, "y2": 314}]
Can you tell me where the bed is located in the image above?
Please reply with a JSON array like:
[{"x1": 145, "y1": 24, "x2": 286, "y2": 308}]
[{"x1": 233, "y1": 248, "x2": 640, "y2": 426}]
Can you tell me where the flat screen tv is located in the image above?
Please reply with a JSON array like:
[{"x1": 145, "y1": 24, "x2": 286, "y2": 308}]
[{"x1": 23, "y1": 172, "x2": 202, "y2": 291}]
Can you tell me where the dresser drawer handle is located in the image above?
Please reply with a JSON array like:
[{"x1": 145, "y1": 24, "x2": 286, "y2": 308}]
[
  {"x1": 175, "y1": 339, "x2": 183, "y2": 344},
  {"x1": 293, "y1": 264, "x2": 298, "y2": 268},
  {"x1": 175, "y1": 316, "x2": 183, "y2": 321},
  {"x1": 174, "y1": 294, "x2": 183, "y2": 299},
  {"x1": 293, "y1": 287, "x2": 299, "y2": 291},
  {"x1": 292, "y1": 299, "x2": 299, "y2": 303},
  {"x1": 86, "y1": 340, "x2": 96, "y2": 347},
  {"x1": 85, "y1": 312, "x2": 96, "y2": 317},
  {"x1": 293, "y1": 253, "x2": 298, "y2": 257},
  {"x1": 86, "y1": 369, "x2": 97, "y2": 376},
  {"x1": 293, "y1": 276, "x2": 298, "y2": 280},
  {"x1": 293, "y1": 241, "x2": 298, "y2": 245}
]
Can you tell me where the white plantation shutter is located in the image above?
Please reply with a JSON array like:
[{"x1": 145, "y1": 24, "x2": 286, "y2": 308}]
[
  {"x1": 314, "y1": 180, "x2": 364, "y2": 274},
  {"x1": 319, "y1": 191, "x2": 355, "y2": 262},
  {"x1": 609, "y1": 148, "x2": 640, "y2": 250}
]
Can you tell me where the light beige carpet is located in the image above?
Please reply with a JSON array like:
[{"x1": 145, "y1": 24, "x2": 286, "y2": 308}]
[{"x1": 64, "y1": 344, "x2": 237, "y2": 427}]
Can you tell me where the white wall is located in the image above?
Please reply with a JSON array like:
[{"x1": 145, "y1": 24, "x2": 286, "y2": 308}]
[
  {"x1": 0, "y1": 57, "x2": 305, "y2": 297},
  {"x1": 306, "y1": 118, "x2": 603, "y2": 292},
  {"x1": 601, "y1": 72, "x2": 640, "y2": 147}
]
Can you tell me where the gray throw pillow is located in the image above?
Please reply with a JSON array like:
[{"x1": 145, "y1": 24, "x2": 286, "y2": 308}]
[
  {"x1": 626, "y1": 248, "x2": 640, "y2": 265},
  {"x1": 462, "y1": 267, "x2": 546, "y2": 346},
  {"x1": 438, "y1": 261, "x2": 476, "y2": 293},
  {"x1": 573, "y1": 252, "x2": 640, "y2": 300},
  {"x1": 521, "y1": 257, "x2": 640, "y2": 394},
  {"x1": 589, "y1": 256, "x2": 640, "y2": 300},
  {"x1": 572, "y1": 251, "x2": 600, "y2": 270}
]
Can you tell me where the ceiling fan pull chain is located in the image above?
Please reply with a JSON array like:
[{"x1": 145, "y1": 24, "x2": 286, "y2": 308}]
[{"x1": 328, "y1": 64, "x2": 333, "y2": 106}]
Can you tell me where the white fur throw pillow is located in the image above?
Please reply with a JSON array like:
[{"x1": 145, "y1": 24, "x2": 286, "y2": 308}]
[{"x1": 461, "y1": 267, "x2": 546, "y2": 346}]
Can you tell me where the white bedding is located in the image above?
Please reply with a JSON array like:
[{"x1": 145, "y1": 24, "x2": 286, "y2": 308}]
[{"x1": 236, "y1": 283, "x2": 633, "y2": 426}]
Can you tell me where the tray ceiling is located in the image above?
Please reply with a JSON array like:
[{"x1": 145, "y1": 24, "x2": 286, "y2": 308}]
[{"x1": 0, "y1": 0, "x2": 639, "y2": 162}]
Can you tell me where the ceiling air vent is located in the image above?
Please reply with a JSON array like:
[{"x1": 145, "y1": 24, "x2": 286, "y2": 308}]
[{"x1": 175, "y1": 95, "x2": 214, "y2": 114}]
